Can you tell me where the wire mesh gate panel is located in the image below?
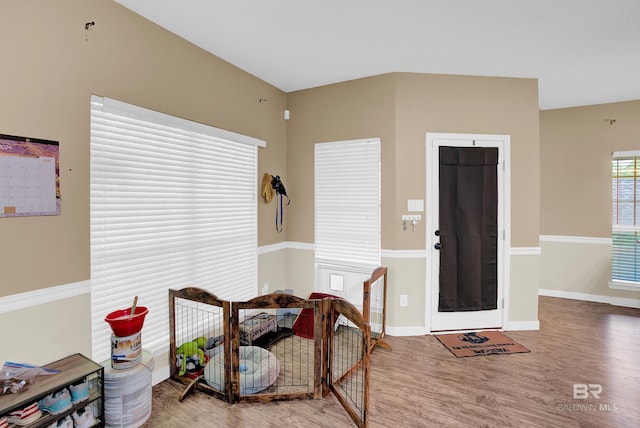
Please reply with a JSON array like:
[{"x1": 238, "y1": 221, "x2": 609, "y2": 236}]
[
  {"x1": 169, "y1": 288, "x2": 231, "y2": 401},
  {"x1": 328, "y1": 298, "x2": 371, "y2": 428},
  {"x1": 362, "y1": 267, "x2": 391, "y2": 352},
  {"x1": 233, "y1": 294, "x2": 323, "y2": 402}
]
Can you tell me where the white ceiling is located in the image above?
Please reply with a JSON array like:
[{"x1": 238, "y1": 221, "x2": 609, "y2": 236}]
[{"x1": 114, "y1": 0, "x2": 640, "y2": 110}]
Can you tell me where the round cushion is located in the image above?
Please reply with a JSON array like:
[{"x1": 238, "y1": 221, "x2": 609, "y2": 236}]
[{"x1": 204, "y1": 345, "x2": 280, "y2": 395}]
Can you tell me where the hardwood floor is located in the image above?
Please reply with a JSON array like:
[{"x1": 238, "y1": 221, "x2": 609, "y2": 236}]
[{"x1": 143, "y1": 297, "x2": 640, "y2": 427}]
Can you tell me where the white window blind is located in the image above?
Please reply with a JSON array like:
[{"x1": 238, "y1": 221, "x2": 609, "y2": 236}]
[
  {"x1": 315, "y1": 138, "x2": 380, "y2": 268},
  {"x1": 90, "y1": 96, "x2": 264, "y2": 362},
  {"x1": 611, "y1": 151, "x2": 640, "y2": 286}
]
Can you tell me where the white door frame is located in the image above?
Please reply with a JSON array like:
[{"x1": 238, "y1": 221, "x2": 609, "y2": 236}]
[{"x1": 425, "y1": 133, "x2": 511, "y2": 333}]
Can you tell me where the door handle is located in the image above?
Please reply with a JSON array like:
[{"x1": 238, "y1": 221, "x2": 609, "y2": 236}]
[{"x1": 434, "y1": 242, "x2": 442, "y2": 250}]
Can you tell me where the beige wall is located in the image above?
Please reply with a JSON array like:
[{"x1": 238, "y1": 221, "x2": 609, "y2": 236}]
[
  {"x1": 539, "y1": 238, "x2": 639, "y2": 303},
  {"x1": 0, "y1": 293, "x2": 91, "y2": 364},
  {"x1": 508, "y1": 252, "x2": 541, "y2": 323},
  {"x1": 286, "y1": 72, "x2": 541, "y2": 329},
  {"x1": 0, "y1": 0, "x2": 286, "y2": 365},
  {"x1": 0, "y1": 0, "x2": 287, "y2": 299},
  {"x1": 540, "y1": 101, "x2": 640, "y2": 237},
  {"x1": 395, "y1": 73, "x2": 540, "y2": 248},
  {"x1": 285, "y1": 74, "x2": 397, "y2": 246},
  {"x1": 539, "y1": 101, "x2": 640, "y2": 304},
  {"x1": 383, "y1": 256, "x2": 426, "y2": 329},
  {"x1": 287, "y1": 73, "x2": 540, "y2": 249},
  {"x1": 541, "y1": 240, "x2": 612, "y2": 295}
]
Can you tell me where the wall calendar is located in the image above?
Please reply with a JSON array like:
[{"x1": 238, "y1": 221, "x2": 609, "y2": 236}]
[{"x1": 0, "y1": 134, "x2": 60, "y2": 217}]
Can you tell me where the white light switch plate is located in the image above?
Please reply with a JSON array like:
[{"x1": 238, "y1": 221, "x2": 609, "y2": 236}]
[{"x1": 408, "y1": 199, "x2": 424, "y2": 212}]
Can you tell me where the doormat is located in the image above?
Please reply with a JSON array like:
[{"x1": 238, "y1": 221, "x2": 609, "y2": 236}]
[{"x1": 435, "y1": 331, "x2": 530, "y2": 358}]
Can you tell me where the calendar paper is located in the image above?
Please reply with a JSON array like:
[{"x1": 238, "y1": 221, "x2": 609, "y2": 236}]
[{"x1": 0, "y1": 134, "x2": 60, "y2": 217}]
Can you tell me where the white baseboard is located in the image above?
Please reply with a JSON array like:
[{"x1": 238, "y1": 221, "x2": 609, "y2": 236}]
[
  {"x1": 386, "y1": 321, "x2": 540, "y2": 335},
  {"x1": 539, "y1": 288, "x2": 640, "y2": 309},
  {"x1": 539, "y1": 235, "x2": 611, "y2": 245},
  {"x1": 152, "y1": 365, "x2": 170, "y2": 386},
  {"x1": 609, "y1": 295, "x2": 640, "y2": 308},
  {"x1": 385, "y1": 325, "x2": 429, "y2": 336},
  {"x1": 503, "y1": 320, "x2": 540, "y2": 331}
]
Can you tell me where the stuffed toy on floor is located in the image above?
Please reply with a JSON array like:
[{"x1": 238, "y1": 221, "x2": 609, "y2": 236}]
[{"x1": 176, "y1": 338, "x2": 206, "y2": 376}]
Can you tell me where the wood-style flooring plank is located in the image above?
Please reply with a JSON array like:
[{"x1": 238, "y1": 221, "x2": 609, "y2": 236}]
[{"x1": 143, "y1": 297, "x2": 640, "y2": 427}]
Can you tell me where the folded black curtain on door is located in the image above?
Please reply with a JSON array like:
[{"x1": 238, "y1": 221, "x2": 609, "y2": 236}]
[{"x1": 438, "y1": 146, "x2": 498, "y2": 312}]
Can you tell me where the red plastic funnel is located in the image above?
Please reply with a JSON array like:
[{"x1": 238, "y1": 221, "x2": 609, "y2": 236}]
[{"x1": 105, "y1": 306, "x2": 148, "y2": 337}]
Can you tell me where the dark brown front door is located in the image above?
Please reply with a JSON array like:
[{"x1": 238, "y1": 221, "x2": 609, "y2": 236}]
[{"x1": 437, "y1": 146, "x2": 499, "y2": 312}]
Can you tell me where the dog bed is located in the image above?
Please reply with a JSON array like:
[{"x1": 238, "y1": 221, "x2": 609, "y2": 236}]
[{"x1": 204, "y1": 345, "x2": 280, "y2": 395}]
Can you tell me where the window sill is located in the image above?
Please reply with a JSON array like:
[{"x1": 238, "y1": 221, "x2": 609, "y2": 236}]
[{"x1": 609, "y1": 280, "x2": 640, "y2": 291}]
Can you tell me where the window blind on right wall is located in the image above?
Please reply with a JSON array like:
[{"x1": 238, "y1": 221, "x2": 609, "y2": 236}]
[
  {"x1": 314, "y1": 138, "x2": 381, "y2": 268},
  {"x1": 611, "y1": 151, "x2": 640, "y2": 287}
]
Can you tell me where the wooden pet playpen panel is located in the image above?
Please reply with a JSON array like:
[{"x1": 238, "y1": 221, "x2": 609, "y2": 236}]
[
  {"x1": 328, "y1": 298, "x2": 371, "y2": 427},
  {"x1": 232, "y1": 294, "x2": 324, "y2": 402},
  {"x1": 168, "y1": 288, "x2": 232, "y2": 402},
  {"x1": 363, "y1": 266, "x2": 390, "y2": 352},
  {"x1": 169, "y1": 267, "x2": 388, "y2": 428}
]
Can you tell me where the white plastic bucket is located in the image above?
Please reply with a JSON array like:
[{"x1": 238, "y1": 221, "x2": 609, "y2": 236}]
[{"x1": 102, "y1": 349, "x2": 154, "y2": 428}]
